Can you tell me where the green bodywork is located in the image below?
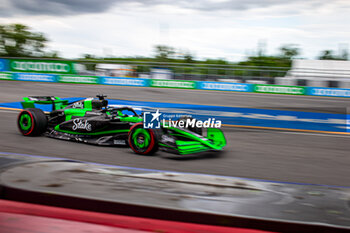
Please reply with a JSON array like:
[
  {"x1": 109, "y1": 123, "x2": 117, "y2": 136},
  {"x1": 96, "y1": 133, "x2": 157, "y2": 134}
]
[
  {"x1": 53, "y1": 125, "x2": 130, "y2": 135},
  {"x1": 162, "y1": 126, "x2": 226, "y2": 155},
  {"x1": 20, "y1": 96, "x2": 226, "y2": 155},
  {"x1": 21, "y1": 97, "x2": 68, "y2": 110},
  {"x1": 20, "y1": 97, "x2": 143, "y2": 124}
]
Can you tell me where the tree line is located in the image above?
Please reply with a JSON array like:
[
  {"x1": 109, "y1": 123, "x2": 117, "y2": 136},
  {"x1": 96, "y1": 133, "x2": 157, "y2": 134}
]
[{"x1": 1, "y1": 23, "x2": 349, "y2": 69}]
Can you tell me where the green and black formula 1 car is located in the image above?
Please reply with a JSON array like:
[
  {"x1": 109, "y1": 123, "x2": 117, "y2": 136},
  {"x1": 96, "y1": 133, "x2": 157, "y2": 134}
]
[{"x1": 17, "y1": 95, "x2": 226, "y2": 156}]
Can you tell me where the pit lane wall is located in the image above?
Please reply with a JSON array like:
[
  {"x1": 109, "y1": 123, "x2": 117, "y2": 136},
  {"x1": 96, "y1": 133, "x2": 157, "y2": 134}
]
[{"x1": 1, "y1": 71, "x2": 350, "y2": 98}]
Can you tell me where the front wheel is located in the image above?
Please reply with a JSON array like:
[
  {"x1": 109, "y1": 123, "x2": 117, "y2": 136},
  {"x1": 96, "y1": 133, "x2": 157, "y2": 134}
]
[
  {"x1": 128, "y1": 123, "x2": 158, "y2": 155},
  {"x1": 17, "y1": 108, "x2": 47, "y2": 136}
]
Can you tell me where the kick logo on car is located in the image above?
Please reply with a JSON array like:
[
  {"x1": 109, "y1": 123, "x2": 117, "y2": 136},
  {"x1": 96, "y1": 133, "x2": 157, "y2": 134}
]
[{"x1": 72, "y1": 102, "x2": 84, "y2": 108}]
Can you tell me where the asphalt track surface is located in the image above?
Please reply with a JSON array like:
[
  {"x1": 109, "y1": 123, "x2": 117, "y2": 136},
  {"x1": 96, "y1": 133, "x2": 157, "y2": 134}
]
[{"x1": 0, "y1": 80, "x2": 350, "y2": 187}]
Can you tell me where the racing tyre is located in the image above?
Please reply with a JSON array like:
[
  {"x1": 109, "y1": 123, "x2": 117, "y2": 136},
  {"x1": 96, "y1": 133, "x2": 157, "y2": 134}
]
[
  {"x1": 178, "y1": 116, "x2": 202, "y2": 135},
  {"x1": 17, "y1": 108, "x2": 47, "y2": 136},
  {"x1": 128, "y1": 123, "x2": 158, "y2": 155}
]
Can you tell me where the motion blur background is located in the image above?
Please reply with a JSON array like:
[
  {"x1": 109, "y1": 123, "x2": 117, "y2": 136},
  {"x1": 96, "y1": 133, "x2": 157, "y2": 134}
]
[{"x1": 1, "y1": 1, "x2": 350, "y2": 233}]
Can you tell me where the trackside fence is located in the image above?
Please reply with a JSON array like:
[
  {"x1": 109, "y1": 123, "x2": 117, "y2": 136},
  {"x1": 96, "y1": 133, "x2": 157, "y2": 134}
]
[{"x1": 1, "y1": 71, "x2": 350, "y2": 98}]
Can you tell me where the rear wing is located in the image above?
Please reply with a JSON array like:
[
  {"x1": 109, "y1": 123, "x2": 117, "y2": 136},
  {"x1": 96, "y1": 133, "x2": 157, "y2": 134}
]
[{"x1": 21, "y1": 96, "x2": 69, "y2": 110}]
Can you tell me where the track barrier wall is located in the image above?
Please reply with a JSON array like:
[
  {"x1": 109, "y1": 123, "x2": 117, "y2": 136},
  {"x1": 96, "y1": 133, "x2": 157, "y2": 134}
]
[
  {"x1": 6, "y1": 59, "x2": 76, "y2": 74},
  {"x1": 0, "y1": 71, "x2": 349, "y2": 133},
  {"x1": 2, "y1": 71, "x2": 350, "y2": 97}
]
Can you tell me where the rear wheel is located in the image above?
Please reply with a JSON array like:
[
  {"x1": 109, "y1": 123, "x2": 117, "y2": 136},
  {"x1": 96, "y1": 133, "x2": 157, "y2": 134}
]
[
  {"x1": 128, "y1": 123, "x2": 158, "y2": 155},
  {"x1": 17, "y1": 108, "x2": 47, "y2": 136}
]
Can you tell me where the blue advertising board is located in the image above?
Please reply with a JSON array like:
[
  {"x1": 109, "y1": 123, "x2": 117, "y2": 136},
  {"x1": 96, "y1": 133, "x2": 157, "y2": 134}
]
[
  {"x1": 0, "y1": 59, "x2": 9, "y2": 71},
  {"x1": 14, "y1": 73, "x2": 57, "y2": 82},
  {"x1": 187, "y1": 108, "x2": 347, "y2": 133},
  {"x1": 100, "y1": 77, "x2": 149, "y2": 87},
  {"x1": 104, "y1": 99, "x2": 347, "y2": 133},
  {"x1": 197, "y1": 81, "x2": 252, "y2": 92},
  {"x1": 307, "y1": 87, "x2": 350, "y2": 98}
]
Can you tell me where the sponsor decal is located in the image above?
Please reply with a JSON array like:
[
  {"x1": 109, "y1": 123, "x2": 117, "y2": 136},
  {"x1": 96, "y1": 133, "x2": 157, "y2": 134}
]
[
  {"x1": 150, "y1": 79, "x2": 196, "y2": 89},
  {"x1": 10, "y1": 59, "x2": 75, "y2": 74},
  {"x1": 143, "y1": 109, "x2": 221, "y2": 129},
  {"x1": 101, "y1": 77, "x2": 147, "y2": 86},
  {"x1": 14, "y1": 73, "x2": 56, "y2": 82},
  {"x1": 254, "y1": 84, "x2": 305, "y2": 95},
  {"x1": 0, "y1": 72, "x2": 13, "y2": 80},
  {"x1": 72, "y1": 101, "x2": 84, "y2": 108},
  {"x1": 308, "y1": 87, "x2": 350, "y2": 98},
  {"x1": 114, "y1": 140, "x2": 127, "y2": 145},
  {"x1": 72, "y1": 119, "x2": 92, "y2": 131},
  {"x1": 59, "y1": 75, "x2": 98, "y2": 84},
  {"x1": 161, "y1": 135, "x2": 175, "y2": 143},
  {"x1": 199, "y1": 81, "x2": 251, "y2": 92}
]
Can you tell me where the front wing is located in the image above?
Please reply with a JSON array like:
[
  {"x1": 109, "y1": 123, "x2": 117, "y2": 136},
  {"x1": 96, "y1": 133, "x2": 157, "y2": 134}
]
[{"x1": 158, "y1": 128, "x2": 226, "y2": 155}]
